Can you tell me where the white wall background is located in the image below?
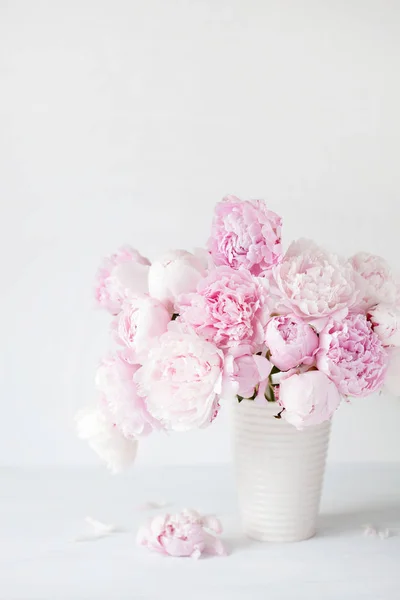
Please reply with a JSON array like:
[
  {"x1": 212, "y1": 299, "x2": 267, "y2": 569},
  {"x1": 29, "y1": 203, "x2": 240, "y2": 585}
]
[{"x1": 1, "y1": 0, "x2": 400, "y2": 468}]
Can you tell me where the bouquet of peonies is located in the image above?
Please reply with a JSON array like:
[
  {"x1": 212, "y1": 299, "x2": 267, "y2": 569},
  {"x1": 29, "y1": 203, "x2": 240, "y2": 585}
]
[{"x1": 77, "y1": 195, "x2": 400, "y2": 471}]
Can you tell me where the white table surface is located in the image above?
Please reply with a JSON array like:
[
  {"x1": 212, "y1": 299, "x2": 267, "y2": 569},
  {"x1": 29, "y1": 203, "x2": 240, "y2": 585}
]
[{"x1": 1, "y1": 464, "x2": 399, "y2": 600}]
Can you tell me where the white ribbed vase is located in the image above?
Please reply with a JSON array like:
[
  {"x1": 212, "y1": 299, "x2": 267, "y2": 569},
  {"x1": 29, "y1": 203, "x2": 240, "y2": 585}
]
[{"x1": 232, "y1": 400, "x2": 331, "y2": 542}]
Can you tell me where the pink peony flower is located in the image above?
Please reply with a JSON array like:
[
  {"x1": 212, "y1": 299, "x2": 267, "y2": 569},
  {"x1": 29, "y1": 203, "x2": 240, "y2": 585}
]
[
  {"x1": 113, "y1": 295, "x2": 171, "y2": 362},
  {"x1": 317, "y1": 314, "x2": 389, "y2": 397},
  {"x1": 223, "y1": 345, "x2": 272, "y2": 399},
  {"x1": 208, "y1": 195, "x2": 282, "y2": 276},
  {"x1": 176, "y1": 266, "x2": 268, "y2": 351},
  {"x1": 134, "y1": 331, "x2": 224, "y2": 431},
  {"x1": 279, "y1": 370, "x2": 341, "y2": 429},
  {"x1": 265, "y1": 315, "x2": 319, "y2": 371},
  {"x1": 384, "y1": 348, "x2": 400, "y2": 397},
  {"x1": 350, "y1": 252, "x2": 400, "y2": 310},
  {"x1": 76, "y1": 407, "x2": 138, "y2": 473},
  {"x1": 272, "y1": 239, "x2": 360, "y2": 331},
  {"x1": 137, "y1": 509, "x2": 226, "y2": 559},
  {"x1": 95, "y1": 246, "x2": 151, "y2": 315},
  {"x1": 148, "y1": 249, "x2": 207, "y2": 312},
  {"x1": 368, "y1": 304, "x2": 400, "y2": 347},
  {"x1": 96, "y1": 355, "x2": 159, "y2": 438}
]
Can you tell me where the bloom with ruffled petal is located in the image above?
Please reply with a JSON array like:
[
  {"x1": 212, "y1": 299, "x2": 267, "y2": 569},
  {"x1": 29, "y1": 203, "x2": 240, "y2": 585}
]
[
  {"x1": 137, "y1": 509, "x2": 226, "y2": 559},
  {"x1": 368, "y1": 304, "x2": 400, "y2": 347},
  {"x1": 135, "y1": 331, "x2": 224, "y2": 431},
  {"x1": 350, "y1": 252, "x2": 400, "y2": 310},
  {"x1": 272, "y1": 239, "x2": 359, "y2": 330},
  {"x1": 148, "y1": 249, "x2": 207, "y2": 311},
  {"x1": 208, "y1": 195, "x2": 282, "y2": 275},
  {"x1": 95, "y1": 246, "x2": 150, "y2": 315},
  {"x1": 176, "y1": 266, "x2": 268, "y2": 351},
  {"x1": 279, "y1": 370, "x2": 341, "y2": 429},
  {"x1": 265, "y1": 314, "x2": 319, "y2": 371},
  {"x1": 96, "y1": 355, "x2": 159, "y2": 438},
  {"x1": 113, "y1": 295, "x2": 171, "y2": 362},
  {"x1": 317, "y1": 314, "x2": 388, "y2": 397}
]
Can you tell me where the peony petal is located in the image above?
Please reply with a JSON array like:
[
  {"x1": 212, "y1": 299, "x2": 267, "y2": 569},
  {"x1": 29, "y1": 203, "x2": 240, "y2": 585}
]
[{"x1": 253, "y1": 355, "x2": 273, "y2": 381}]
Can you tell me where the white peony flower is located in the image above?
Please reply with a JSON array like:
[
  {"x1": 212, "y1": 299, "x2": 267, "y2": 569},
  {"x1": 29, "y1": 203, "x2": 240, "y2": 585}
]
[
  {"x1": 134, "y1": 331, "x2": 224, "y2": 431},
  {"x1": 95, "y1": 245, "x2": 150, "y2": 315},
  {"x1": 114, "y1": 295, "x2": 171, "y2": 361},
  {"x1": 95, "y1": 355, "x2": 159, "y2": 438},
  {"x1": 350, "y1": 252, "x2": 400, "y2": 310},
  {"x1": 148, "y1": 249, "x2": 207, "y2": 311},
  {"x1": 272, "y1": 239, "x2": 359, "y2": 331},
  {"x1": 368, "y1": 304, "x2": 400, "y2": 347},
  {"x1": 76, "y1": 407, "x2": 138, "y2": 473},
  {"x1": 279, "y1": 370, "x2": 342, "y2": 429}
]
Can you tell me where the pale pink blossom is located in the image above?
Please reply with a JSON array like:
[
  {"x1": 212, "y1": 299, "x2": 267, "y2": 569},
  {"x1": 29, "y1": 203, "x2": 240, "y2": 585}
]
[
  {"x1": 272, "y1": 239, "x2": 359, "y2": 331},
  {"x1": 134, "y1": 331, "x2": 224, "y2": 431},
  {"x1": 317, "y1": 314, "x2": 388, "y2": 397},
  {"x1": 265, "y1": 315, "x2": 319, "y2": 371},
  {"x1": 76, "y1": 407, "x2": 138, "y2": 473},
  {"x1": 350, "y1": 252, "x2": 400, "y2": 310},
  {"x1": 148, "y1": 249, "x2": 207, "y2": 311},
  {"x1": 96, "y1": 355, "x2": 159, "y2": 438},
  {"x1": 279, "y1": 370, "x2": 341, "y2": 429},
  {"x1": 137, "y1": 509, "x2": 226, "y2": 559},
  {"x1": 94, "y1": 246, "x2": 150, "y2": 315},
  {"x1": 368, "y1": 304, "x2": 400, "y2": 347},
  {"x1": 208, "y1": 195, "x2": 282, "y2": 275},
  {"x1": 223, "y1": 346, "x2": 272, "y2": 399},
  {"x1": 113, "y1": 295, "x2": 171, "y2": 362},
  {"x1": 176, "y1": 266, "x2": 268, "y2": 351},
  {"x1": 384, "y1": 348, "x2": 400, "y2": 397}
]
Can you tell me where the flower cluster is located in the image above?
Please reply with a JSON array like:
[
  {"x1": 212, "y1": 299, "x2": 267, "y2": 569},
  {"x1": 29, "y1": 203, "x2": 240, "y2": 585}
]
[{"x1": 78, "y1": 195, "x2": 400, "y2": 470}]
